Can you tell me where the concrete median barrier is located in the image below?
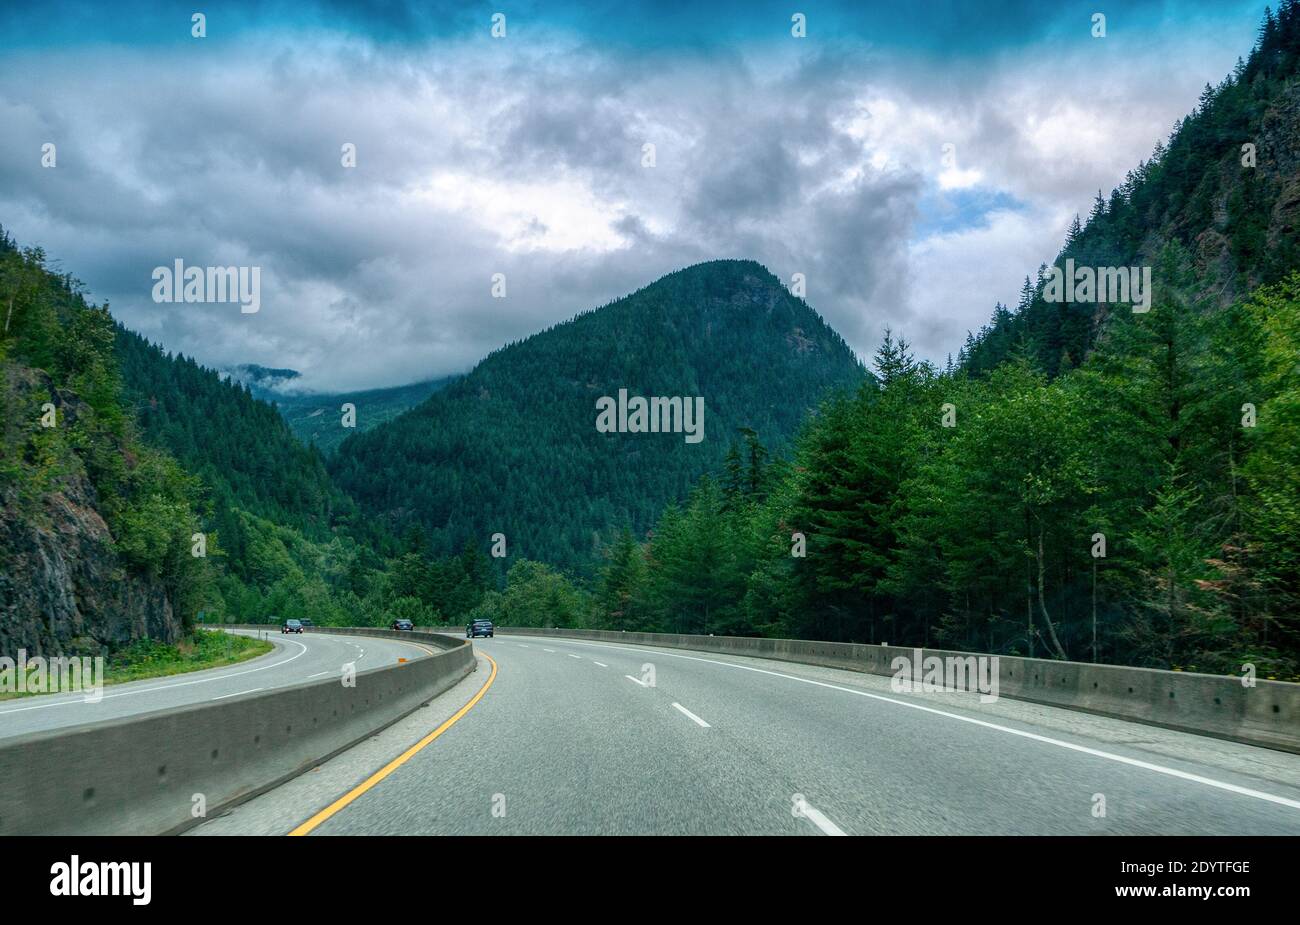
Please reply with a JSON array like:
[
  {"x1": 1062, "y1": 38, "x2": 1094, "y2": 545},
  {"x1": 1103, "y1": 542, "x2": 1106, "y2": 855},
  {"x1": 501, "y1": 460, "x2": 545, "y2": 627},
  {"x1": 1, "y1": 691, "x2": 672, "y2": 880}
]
[
  {"x1": 492, "y1": 627, "x2": 1300, "y2": 753},
  {"x1": 0, "y1": 628, "x2": 474, "y2": 835}
]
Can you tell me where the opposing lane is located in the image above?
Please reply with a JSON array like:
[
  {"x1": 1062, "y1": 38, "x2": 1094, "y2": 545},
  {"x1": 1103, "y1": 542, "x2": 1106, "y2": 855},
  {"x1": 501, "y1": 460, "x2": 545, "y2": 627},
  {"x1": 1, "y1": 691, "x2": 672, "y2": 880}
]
[{"x1": 0, "y1": 628, "x2": 436, "y2": 741}]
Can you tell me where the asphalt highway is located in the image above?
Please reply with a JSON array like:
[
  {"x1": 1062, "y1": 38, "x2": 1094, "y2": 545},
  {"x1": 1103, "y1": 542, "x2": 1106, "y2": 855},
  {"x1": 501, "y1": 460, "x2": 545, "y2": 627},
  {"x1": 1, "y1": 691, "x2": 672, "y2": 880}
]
[
  {"x1": 0, "y1": 628, "x2": 436, "y2": 741},
  {"x1": 191, "y1": 632, "x2": 1300, "y2": 836}
]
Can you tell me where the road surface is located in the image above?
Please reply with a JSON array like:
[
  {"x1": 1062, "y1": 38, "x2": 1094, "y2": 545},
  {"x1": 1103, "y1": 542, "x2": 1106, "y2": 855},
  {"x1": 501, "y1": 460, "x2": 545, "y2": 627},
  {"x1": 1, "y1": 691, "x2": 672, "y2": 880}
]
[
  {"x1": 191, "y1": 632, "x2": 1300, "y2": 836},
  {"x1": 0, "y1": 628, "x2": 435, "y2": 741}
]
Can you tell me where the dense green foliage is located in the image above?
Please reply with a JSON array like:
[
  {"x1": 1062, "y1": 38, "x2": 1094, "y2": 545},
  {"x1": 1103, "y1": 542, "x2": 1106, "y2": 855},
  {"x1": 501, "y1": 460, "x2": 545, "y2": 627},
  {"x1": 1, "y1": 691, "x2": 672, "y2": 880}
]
[
  {"x1": 0, "y1": 630, "x2": 273, "y2": 700},
  {"x1": 471, "y1": 559, "x2": 591, "y2": 630},
  {"x1": 0, "y1": 232, "x2": 213, "y2": 625},
  {"x1": 116, "y1": 328, "x2": 344, "y2": 536},
  {"x1": 499, "y1": 10, "x2": 1300, "y2": 677},
  {"x1": 1, "y1": 229, "x2": 492, "y2": 634},
  {"x1": 102, "y1": 631, "x2": 272, "y2": 684},
  {"x1": 113, "y1": 329, "x2": 504, "y2": 627},
  {"x1": 331, "y1": 260, "x2": 866, "y2": 573},
  {"x1": 578, "y1": 265, "x2": 1300, "y2": 676}
]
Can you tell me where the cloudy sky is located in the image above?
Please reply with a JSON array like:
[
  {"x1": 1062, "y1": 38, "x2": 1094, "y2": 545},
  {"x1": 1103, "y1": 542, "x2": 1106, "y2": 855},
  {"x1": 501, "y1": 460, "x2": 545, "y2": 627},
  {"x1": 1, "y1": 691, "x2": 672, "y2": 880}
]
[{"x1": 0, "y1": 0, "x2": 1272, "y2": 391}]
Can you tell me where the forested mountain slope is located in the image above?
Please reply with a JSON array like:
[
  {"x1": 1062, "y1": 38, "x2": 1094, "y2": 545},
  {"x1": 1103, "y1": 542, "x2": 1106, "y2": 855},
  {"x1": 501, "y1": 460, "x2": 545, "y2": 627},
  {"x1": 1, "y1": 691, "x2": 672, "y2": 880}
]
[
  {"x1": 246, "y1": 374, "x2": 456, "y2": 455},
  {"x1": 116, "y1": 330, "x2": 345, "y2": 538},
  {"x1": 1, "y1": 226, "x2": 467, "y2": 643},
  {"x1": 962, "y1": 2, "x2": 1300, "y2": 377},
  {"x1": 331, "y1": 260, "x2": 866, "y2": 572},
  {"x1": 560, "y1": 7, "x2": 1300, "y2": 677},
  {"x1": 1, "y1": 232, "x2": 203, "y2": 652}
]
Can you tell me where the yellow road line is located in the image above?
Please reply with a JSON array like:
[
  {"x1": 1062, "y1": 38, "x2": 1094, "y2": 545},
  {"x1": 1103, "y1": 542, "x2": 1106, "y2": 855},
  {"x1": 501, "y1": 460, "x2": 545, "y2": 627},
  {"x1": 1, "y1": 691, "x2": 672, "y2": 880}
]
[{"x1": 288, "y1": 651, "x2": 498, "y2": 836}]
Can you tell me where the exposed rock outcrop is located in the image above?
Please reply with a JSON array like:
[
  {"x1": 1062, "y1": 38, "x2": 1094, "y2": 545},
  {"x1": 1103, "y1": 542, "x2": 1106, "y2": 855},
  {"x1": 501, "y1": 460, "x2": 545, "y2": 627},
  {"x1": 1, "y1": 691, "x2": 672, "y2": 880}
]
[{"x1": 0, "y1": 364, "x2": 179, "y2": 656}]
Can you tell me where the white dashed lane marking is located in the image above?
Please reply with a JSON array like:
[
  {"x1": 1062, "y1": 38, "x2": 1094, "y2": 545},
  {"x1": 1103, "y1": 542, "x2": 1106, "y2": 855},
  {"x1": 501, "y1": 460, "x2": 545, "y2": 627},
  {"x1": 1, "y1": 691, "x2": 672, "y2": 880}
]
[{"x1": 671, "y1": 702, "x2": 711, "y2": 727}]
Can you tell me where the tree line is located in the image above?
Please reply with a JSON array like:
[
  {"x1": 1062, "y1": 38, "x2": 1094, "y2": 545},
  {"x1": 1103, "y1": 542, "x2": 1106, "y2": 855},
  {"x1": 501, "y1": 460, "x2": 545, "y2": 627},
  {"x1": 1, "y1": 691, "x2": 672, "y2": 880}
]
[{"x1": 487, "y1": 254, "x2": 1300, "y2": 678}]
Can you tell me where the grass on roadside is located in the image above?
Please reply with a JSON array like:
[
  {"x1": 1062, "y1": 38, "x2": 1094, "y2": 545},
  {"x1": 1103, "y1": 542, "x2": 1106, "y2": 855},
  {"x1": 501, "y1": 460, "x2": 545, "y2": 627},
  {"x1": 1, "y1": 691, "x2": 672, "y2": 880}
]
[{"x1": 0, "y1": 629, "x2": 274, "y2": 700}]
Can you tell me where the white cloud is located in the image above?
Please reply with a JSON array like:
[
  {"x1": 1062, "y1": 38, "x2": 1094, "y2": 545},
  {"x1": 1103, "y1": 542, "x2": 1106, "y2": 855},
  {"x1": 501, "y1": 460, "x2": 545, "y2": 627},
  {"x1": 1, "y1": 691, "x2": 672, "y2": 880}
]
[
  {"x1": 0, "y1": 20, "x2": 1252, "y2": 388},
  {"x1": 906, "y1": 208, "x2": 1058, "y2": 355},
  {"x1": 938, "y1": 167, "x2": 983, "y2": 190}
]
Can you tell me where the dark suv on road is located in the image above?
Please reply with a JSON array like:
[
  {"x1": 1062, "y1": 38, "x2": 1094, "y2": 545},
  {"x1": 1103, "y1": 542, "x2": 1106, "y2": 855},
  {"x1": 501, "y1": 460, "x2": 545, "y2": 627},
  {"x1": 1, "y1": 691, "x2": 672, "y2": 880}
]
[
  {"x1": 466, "y1": 619, "x2": 494, "y2": 638},
  {"x1": 391, "y1": 619, "x2": 414, "y2": 631},
  {"x1": 281, "y1": 619, "x2": 304, "y2": 634}
]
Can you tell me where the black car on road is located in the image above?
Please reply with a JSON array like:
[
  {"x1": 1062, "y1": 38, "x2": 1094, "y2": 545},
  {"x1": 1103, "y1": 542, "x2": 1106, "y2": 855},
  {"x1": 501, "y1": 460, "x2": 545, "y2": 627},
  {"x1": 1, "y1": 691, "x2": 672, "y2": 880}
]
[
  {"x1": 466, "y1": 619, "x2": 494, "y2": 638},
  {"x1": 281, "y1": 619, "x2": 304, "y2": 634},
  {"x1": 391, "y1": 619, "x2": 414, "y2": 631}
]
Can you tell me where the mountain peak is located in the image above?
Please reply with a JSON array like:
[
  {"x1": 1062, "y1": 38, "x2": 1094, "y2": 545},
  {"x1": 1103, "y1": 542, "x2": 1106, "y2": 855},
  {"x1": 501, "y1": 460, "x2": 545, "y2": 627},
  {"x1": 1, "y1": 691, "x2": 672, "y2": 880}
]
[{"x1": 331, "y1": 259, "x2": 866, "y2": 571}]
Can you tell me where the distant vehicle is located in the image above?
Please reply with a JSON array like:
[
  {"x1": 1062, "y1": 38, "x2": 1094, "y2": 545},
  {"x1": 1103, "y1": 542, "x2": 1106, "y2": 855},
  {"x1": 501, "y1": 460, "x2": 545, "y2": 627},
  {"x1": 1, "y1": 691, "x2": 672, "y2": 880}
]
[
  {"x1": 391, "y1": 619, "x2": 414, "y2": 631},
  {"x1": 467, "y1": 619, "x2": 494, "y2": 638},
  {"x1": 282, "y1": 619, "x2": 304, "y2": 634},
  {"x1": 299, "y1": 618, "x2": 314, "y2": 627}
]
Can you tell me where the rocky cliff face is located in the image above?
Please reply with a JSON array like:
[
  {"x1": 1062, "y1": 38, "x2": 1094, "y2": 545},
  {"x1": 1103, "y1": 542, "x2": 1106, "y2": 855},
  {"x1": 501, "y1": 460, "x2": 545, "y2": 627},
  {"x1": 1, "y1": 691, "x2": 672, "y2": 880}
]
[
  {"x1": 0, "y1": 364, "x2": 179, "y2": 656},
  {"x1": 1198, "y1": 78, "x2": 1300, "y2": 302}
]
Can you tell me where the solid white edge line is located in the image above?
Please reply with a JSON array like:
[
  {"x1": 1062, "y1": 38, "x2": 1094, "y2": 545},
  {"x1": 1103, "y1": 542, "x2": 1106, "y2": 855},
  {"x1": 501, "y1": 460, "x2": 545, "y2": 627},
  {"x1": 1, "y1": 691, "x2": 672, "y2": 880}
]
[
  {"x1": 0, "y1": 629, "x2": 431, "y2": 717},
  {"x1": 671, "y1": 701, "x2": 711, "y2": 727},
  {"x1": 513, "y1": 636, "x2": 1300, "y2": 812},
  {"x1": 0, "y1": 636, "x2": 311, "y2": 715},
  {"x1": 211, "y1": 687, "x2": 263, "y2": 701}
]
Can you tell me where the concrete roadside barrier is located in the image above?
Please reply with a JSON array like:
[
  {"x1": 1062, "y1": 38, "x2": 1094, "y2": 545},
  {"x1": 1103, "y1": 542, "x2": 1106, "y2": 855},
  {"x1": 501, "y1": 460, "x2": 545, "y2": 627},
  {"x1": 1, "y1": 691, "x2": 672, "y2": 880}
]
[{"x1": 0, "y1": 628, "x2": 474, "y2": 835}]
